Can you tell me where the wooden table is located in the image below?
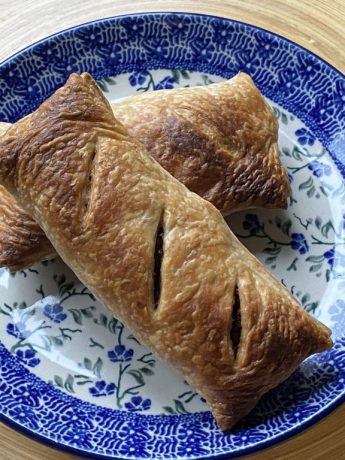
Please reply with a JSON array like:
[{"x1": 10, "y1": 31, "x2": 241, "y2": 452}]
[{"x1": 0, "y1": 1, "x2": 344, "y2": 459}]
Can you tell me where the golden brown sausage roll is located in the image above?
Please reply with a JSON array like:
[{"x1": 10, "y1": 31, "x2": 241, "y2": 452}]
[
  {"x1": 0, "y1": 72, "x2": 290, "y2": 271},
  {"x1": 0, "y1": 73, "x2": 331, "y2": 431},
  {"x1": 114, "y1": 72, "x2": 290, "y2": 213}
]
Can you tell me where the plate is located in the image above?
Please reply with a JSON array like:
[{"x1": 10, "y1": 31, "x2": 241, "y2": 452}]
[{"x1": 0, "y1": 12, "x2": 344, "y2": 460}]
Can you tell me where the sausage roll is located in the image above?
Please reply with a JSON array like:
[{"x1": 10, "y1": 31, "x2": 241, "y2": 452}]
[{"x1": 0, "y1": 73, "x2": 331, "y2": 430}]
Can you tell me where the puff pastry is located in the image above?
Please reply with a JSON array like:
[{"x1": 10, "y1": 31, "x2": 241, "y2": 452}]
[
  {"x1": 0, "y1": 72, "x2": 290, "y2": 271},
  {"x1": 0, "y1": 184, "x2": 55, "y2": 271},
  {"x1": 0, "y1": 73, "x2": 332, "y2": 430},
  {"x1": 114, "y1": 72, "x2": 290, "y2": 213}
]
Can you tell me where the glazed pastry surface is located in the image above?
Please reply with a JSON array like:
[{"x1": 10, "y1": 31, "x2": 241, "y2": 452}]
[
  {"x1": 0, "y1": 123, "x2": 55, "y2": 270},
  {"x1": 0, "y1": 73, "x2": 290, "y2": 271},
  {"x1": 113, "y1": 72, "x2": 290, "y2": 214},
  {"x1": 0, "y1": 74, "x2": 331, "y2": 430}
]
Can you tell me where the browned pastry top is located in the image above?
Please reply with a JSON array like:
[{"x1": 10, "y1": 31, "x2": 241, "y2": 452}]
[
  {"x1": 0, "y1": 73, "x2": 331, "y2": 430},
  {"x1": 114, "y1": 72, "x2": 290, "y2": 214}
]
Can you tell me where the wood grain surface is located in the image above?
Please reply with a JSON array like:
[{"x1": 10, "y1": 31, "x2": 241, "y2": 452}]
[{"x1": 0, "y1": 1, "x2": 344, "y2": 459}]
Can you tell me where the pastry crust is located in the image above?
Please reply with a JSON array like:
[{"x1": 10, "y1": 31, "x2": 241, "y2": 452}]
[
  {"x1": 0, "y1": 123, "x2": 55, "y2": 270},
  {"x1": 0, "y1": 73, "x2": 332, "y2": 430},
  {"x1": 0, "y1": 72, "x2": 290, "y2": 271},
  {"x1": 114, "y1": 72, "x2": 290, "y2": 213},
  {"x1": 0, "y1": 184, "x2": 55, "y2": 271}
]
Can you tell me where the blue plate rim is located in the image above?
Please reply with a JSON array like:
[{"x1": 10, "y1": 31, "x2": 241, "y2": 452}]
[
  {"x1": 0, "y1": 384, "x2": 344, "y2": 460},
  {"x1": 0, "y1": 10, "x2": 344, "y2": 460},
  {"x1": 1, "y1": 10, "x2": 344, "y2": 177},
  {"x1": 0, "y1": 11, "x2": 344, "y2": 80}
]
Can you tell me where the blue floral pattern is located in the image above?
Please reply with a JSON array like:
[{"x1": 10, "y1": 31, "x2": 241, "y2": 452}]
[
  {"x1": 6, "y1": 322, "x2": 32, "y2": 340},
  {"x1": 43, "y1": 303, "x2": 67, "y2": 323},
  {"x1": 60, "y1": 407, "x2": 94, "y2": 430},
  {"x1": 124, "y1": 396, "x2": 151, "y2": 412},
  {"x1": 7, "y1": 406, "x2": 38, "y2": 430},
  {"x1": 0, "y1": 11, "x2": 343, "y2": 460},
  {"x1": 89, "y1": 380, "x2": 116, "y2": 397},
  {"x1": 155, "y1": 75, "x2": 175, "y2": 90},
  {"x1": 15, "y1": 349, "x2": 40, "y2": 368},
  {"x1": 308, "y1": 160, "x2": 332, "y2": 177},
  {"x1": 324, "y1": 249, "x2": 345, "y2": 269},
  {"x1": 108, "y1": 345, "x2": 134, "y2": 363},
  {"x1": 295, "y1": 128, "x2": 316, "y2": 146},
  {"x1": 62, "y1": 427, "x2": 93, "y2": 449},
  {"x1": 290, "y1": 233, "x2": 309, "y2": 255},
  {"x1": 242, "y1": 214, "x2": 261, "y2": 235},
  {"x1": 12, "y1": 384, "x2": 42, "y2": 407},
  {"x1": 324, "y1": 249, "x2": 336, "y2": 265},
  {"x1": 128, "y1": 71, "x2": 148, "y2": 86}
]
